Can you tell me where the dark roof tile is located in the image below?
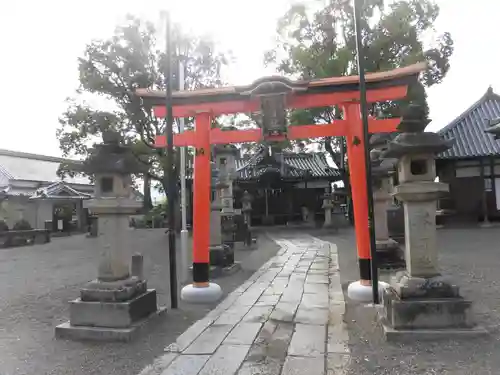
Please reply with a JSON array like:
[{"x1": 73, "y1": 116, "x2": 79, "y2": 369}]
[
  {"x1": 186, "y1": 150, "x2": 340, "y2": 181},
  {"x1": 437, "y1": 88, "x2": 500, "y2": 159}
]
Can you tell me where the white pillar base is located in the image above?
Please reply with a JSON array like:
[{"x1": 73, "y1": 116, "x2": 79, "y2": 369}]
[
  {"x1": 480, "y1": 221, "x2": 493, "y2": 228},
  {"x1": 181, "y1": 283, "x2": 222, "y2": 304},
  {"x1": 347, "y1": 280, "x2": 390, "y2": 303}
]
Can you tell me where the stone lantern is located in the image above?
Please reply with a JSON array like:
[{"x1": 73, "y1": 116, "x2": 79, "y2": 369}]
[
  {"x1": 370, "y1": 134, "x2": 404, "y2": 269},
  {"x1": 321, "y1": 188, "x2": 334, "y2": 228},
  {"x1": 214, "y1": 145, "x2": 239, "y2": 246},
  {"x1": 379, "y1": 105, "x2": 485, "y2": 339},
  {"x1": 55, "y1": 131, "x2": 163, "y2": 342}
]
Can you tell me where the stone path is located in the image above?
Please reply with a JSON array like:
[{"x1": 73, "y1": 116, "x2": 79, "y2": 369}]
[{"x1": 139, "y1": 234, "x2": 350, "y2": 375}]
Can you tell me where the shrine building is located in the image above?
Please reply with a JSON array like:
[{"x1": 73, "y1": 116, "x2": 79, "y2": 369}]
[
  {"x1": 185, "y1": 146, "x2": 343, "y2": 227},
  {"x1": 436, "y1": 87, "x2": 500, "y2": 223}
]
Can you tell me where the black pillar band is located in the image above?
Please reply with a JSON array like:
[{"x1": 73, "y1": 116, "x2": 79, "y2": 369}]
[
  {"x1": 359, "y1": 258, "x2": 371, "y2": 281},
  {"x1": 193, "y1": 262, "x2": 209, "y2": 283}
]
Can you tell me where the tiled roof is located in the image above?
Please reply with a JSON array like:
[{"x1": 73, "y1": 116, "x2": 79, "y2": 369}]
[
  {"x1": 0, "y1": 149, "x2": 91, "y2": 185},
  {"x1": 0, "y1": 186, "x2": 36, "y2": 197},
  {"x1": 30, "y1": 181, "x2": 91, "y2": 200},
  {"x1": 235, "y1": 152, "x2": 339, "y2": 181},
  {"x1": 186, "y1": 150, "x2": 340, "y2": 181},
  {"x1": 437, "y1": 87, "x2": 500, "y2": 159}
]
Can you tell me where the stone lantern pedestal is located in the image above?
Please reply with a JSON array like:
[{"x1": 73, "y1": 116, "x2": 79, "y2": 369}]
[
  {"x1": 209, "y1": 179, "x2": 235, "y2": 270},
  {"x1": 378, "y1": 106, "x2": 486, "y2": 341},
  {"x1": 55, "y1": 132, "x2": 164, "y2": 342},
  {"x1": 237, "y1": 190, "x2": 257, "y2": 250},
  {"x1": 331, "y1": 189, "x2": 348, "y2": 228},
  {"x1": 370, "y1": 145, "x2": 404, "y2": 270}
]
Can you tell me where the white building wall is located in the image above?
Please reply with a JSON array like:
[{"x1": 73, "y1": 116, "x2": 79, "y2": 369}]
[{"x1": 35, "y1": 200, "x2": 53, "y2": 228}]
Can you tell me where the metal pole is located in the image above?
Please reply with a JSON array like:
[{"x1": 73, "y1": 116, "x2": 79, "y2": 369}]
[
  {"x1": 353, "y1": 0, "x2": 379, "y2": 304},
  {"x1": 164, "y1": 11, "x2": 178, "y2": 309},
  {"x1": 178, "y1": 46, "x2": 189, "y2": 283}
]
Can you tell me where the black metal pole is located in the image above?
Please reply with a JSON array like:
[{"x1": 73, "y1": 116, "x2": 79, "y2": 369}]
[
  {"x1": 353, "y1": 0, "x2": 379, "y2": 304},
  {"x1": 165, "y1": 12, "x2": 178, "y2": 309}
]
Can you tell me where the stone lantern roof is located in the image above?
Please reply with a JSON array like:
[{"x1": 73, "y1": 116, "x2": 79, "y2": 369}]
[
  {"x1": 83, "y1": 131, "x2": 148, "y2": 175},
  {"x1": 370, "y1": 149, "x2": 394, "y2": 177},
  {"x1": 214, "y1": 144, "x2": 239, "y2": 156},
  {"x1": 383, "y1": 104, "x2": 454, "y2": 159}
]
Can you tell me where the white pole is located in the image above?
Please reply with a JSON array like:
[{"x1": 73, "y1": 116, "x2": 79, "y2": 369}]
[{"x1": 178, "y1": 48, "x2": 189, "y2": 283}]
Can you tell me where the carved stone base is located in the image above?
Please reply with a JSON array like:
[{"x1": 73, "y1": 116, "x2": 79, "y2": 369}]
[
  {"x1": 72, "y1": 289, "x2": 158, "y2": 328},
  {"x1": 383, "y1": 289, "x2": 473, "y2": 329},
  {"x1": 379, "y1": 272, "x2": 487, "y2": 341},
  {"x1": 209, "y1": 244, "x2": 234, "y2": 267},
  {"x1": 376, "y1": 239, "x2": 405, "y2": 270},
  {"x1": 391, "y1": 271, "x2": 459, "y2": 299},
  {"x1": 80, "y1": 277, "x2": 147, "y2": 302},
  {"x1": 56, "y1": 289, "x2": 163, "y2": 342}
]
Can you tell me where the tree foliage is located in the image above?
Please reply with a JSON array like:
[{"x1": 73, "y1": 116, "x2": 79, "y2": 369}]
[
  {"x1": 56, "y1": 15, "x2": 229, "y2": 206},
  {"x1": 266, "y1": 0, "x2": 454, "y2": 171}
]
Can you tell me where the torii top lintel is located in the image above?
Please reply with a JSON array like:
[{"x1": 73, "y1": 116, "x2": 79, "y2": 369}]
[
  {"x1": 136, "y1": 62, "x2": 425, "y2": 118},
  {"x1": 136, "y1": 62, "x2": 426, "y2": 147}
]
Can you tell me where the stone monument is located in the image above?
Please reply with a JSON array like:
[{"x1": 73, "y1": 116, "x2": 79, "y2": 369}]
[
  {"x1": 370, "y1": 134, "x2": 404, "y2": 269},
  {"x1": 55, "y1": 131, "x2": 165, "y2": 342},
  {"x1": 321, "y1": 188, "x2": 334, "y2": 228},
  {"x1": 379, "y1": 105, "x2": 486, "y2": 340}
]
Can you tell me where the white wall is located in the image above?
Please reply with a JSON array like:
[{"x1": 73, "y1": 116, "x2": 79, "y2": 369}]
[
  {"x1": 0, "y1": 197, "x2": 54, "y2": 229},
  {"x1": 35, "y1": 200, "x2": 53, "y2": 228}
]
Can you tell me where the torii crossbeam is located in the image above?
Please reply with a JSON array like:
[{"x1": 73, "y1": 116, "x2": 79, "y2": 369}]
[{"x1": 136, "y1": 62, "x2": 426, "y2": 302}]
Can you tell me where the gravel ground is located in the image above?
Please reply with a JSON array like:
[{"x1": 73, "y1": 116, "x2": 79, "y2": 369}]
[
  {"x1": 320, "y1": 227, "x2": 500, "y2": 375},
  {"x1": 0, "y1": 229, "x2": 280, "y2": 375}
]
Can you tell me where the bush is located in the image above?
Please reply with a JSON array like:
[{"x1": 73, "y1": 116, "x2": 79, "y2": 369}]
[
  {"x1": 0, "y1": 219, "x2": 8, "y2": 232},
  {"x1": 144, "y1": 201, "x2": 167, "y2": 228},
  {"x1": 13, "y1": 219, "x2": 32, "y2": 231}
]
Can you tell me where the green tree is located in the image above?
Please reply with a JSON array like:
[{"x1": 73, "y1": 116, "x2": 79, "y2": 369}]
[
  {"x1": 266, "y1": 0, "x2": 453, "y2": 179},
  {"x1": 56, "y1": 15, "x2": 229, "y2": 209}
]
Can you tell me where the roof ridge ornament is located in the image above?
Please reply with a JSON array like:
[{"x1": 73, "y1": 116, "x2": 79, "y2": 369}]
[
  {"x1": 239, "y1": 77, "x2": 308, "y2": 141},
  {"x1": 240, "y1": 76, "x2": 308, "y2": 97},
  {"x1": 484, "y1": 117, "x2": 500, "y2": 139},
  {"x1": 383, "y1": 104, "x2": 454, "y2": 158}
]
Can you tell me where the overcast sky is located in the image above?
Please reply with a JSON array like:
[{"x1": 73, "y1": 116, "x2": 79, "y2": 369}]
[{"x1": 0, "y1": 0, "x2": 496, "y2": 156}]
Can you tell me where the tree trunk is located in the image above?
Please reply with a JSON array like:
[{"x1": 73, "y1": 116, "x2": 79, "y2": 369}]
[
  {"x1": 143, "y1": 174, "x2": 153, "y2": 212},
  {"x1": 324, "y1": 136, "x2": 349, "y2": 188},
  {"x1": 161, "y1": 181, "x2": 182, "y2": 232}
]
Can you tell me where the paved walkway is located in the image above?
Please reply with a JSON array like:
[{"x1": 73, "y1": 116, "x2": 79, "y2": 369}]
[{"x1": 139, "y1": 234, "x2": 349, "y2": 375}]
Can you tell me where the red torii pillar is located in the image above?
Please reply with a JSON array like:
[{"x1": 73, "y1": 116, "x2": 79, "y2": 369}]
[{"x1": 143, "y1": 63, "x2": 425, "y2": 302}]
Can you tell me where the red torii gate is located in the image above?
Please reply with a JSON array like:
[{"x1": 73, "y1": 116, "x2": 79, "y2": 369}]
[{"x1": 136, "y1": 62, "x2": 426, "y2": 298}]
